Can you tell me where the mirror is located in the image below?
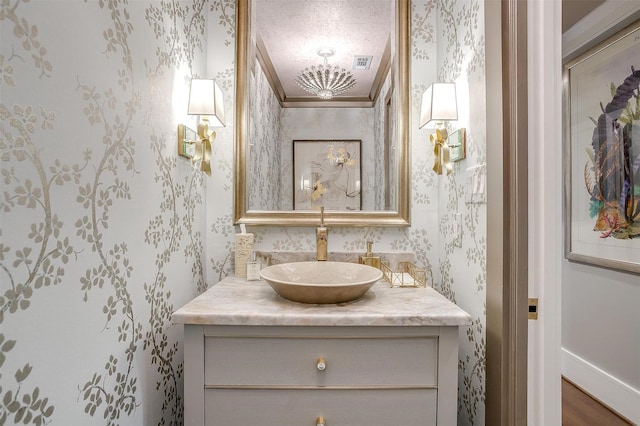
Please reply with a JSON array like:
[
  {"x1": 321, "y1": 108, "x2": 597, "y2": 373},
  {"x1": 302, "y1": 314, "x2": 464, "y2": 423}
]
[{"x1": 234, "y1": 0, "x2": 409, "y2": 226}]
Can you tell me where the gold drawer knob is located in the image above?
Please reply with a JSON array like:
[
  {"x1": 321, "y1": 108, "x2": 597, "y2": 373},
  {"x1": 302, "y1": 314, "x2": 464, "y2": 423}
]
[
  {"x1": 316, "y1": 416, "x2": 326, "y2": 426},
  {"x1": 316, "y1": 357, "x2": 326, "y2": 371}
]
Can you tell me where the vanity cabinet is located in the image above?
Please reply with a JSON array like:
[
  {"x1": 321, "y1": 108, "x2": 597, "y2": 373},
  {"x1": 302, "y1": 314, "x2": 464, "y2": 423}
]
[{"x1": 174, "y1": 278, "x2": 471, "y2": 426}]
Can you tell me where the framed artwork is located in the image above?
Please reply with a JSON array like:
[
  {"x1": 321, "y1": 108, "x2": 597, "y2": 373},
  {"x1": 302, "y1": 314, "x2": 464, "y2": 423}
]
[
  {"x1": 563, "y1": 19, "x2": 640, "y2": 273},
  {"x1": 293, "y1": 140, "x2": 362, "y2": 211}
]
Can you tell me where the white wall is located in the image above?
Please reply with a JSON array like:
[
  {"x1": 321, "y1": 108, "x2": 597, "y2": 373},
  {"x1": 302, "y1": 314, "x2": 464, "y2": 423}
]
[
  {"x1": 561, "y1": 262, "x2": 640, "y2": 422},
  {"x1": 561, "y1": 2, "x2": 640, "y2": 423}
]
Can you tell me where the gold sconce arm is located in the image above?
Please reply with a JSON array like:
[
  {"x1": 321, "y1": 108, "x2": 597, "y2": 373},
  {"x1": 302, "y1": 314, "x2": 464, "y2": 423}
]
[
  {"x1": 419, "y1": 82, "x2": 464, "y2": 176},
  {"x1": 430, "y1": 128, "x2": 453, "y2": 176},
  {"x1": 177, "y1": 123, "x2": 214, "y2": 176}
]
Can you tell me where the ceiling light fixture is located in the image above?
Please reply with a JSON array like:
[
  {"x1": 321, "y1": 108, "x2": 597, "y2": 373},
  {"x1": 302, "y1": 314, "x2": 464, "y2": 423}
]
[{"x1": 295, "y1": 48, "x2": 357, "y2": 100}]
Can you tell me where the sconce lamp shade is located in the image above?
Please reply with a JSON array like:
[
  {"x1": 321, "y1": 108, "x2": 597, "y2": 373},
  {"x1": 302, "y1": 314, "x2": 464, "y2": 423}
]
[
  {"x1": 419, "y1": 82, "x2": 458, "y2": 128},
  {"x1": 188, "y1": 78, "x2": 225, "y2": 127}
]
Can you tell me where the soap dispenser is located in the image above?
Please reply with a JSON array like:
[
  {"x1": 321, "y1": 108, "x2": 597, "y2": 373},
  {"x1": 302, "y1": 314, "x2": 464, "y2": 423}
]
[
  {"x1": 246, "y1": 251, "x2": 261, "y2": 281},
  {"x1": 359, "y1": 241, "x2": 381, "y2": 269},
  {"x1": 316, "y1": 207, "x2": 328, "y2": 261}
]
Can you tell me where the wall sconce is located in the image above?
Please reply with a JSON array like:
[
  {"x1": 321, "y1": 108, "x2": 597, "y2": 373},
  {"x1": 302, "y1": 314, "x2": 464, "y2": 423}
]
[
  {"x1": 419, "y1": 82, "x2": 462, "y2": 175},
  {"x1": 178, "y1": 78, "x2": 225, "y2": 176}
]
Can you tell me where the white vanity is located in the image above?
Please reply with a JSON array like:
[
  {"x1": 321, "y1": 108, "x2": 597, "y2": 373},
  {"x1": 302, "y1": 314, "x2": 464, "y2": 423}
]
[{"x1": 173, "y1": 277, "x2": 471, "y2": 426}]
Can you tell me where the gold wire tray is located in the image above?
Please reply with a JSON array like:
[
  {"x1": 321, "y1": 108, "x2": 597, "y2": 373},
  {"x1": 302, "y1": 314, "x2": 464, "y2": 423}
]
[{"x1": 380, "y1": 261, "x2": 429, "y2": 288}]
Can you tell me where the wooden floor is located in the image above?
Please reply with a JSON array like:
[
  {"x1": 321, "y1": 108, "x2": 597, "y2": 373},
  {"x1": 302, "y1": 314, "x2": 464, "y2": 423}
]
[{"x1": 562, "y1": 378, "x2": 633, "y2": 425}]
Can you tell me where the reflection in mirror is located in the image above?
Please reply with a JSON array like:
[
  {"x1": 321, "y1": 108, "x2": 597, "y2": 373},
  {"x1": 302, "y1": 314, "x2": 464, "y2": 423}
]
[
  {"x1": 234, "y1": 0, "x2": 409, "y2": 226},
  {"x1": 292, "y1": 140, "x2": 363, "y2": 211}
]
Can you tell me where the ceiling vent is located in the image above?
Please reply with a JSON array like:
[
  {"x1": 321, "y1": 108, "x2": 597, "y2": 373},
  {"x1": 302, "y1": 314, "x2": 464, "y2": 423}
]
[{"x1": 353, "y1": 55, "x2": 373, "y2": 70}]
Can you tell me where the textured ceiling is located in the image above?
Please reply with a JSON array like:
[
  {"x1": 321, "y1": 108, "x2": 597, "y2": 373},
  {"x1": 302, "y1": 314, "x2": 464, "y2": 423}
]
[
  {"x1": 254, "y1": 0, "x2": 393, "y2": 101},
  {"x1": 253, "y1": 0, "x2": 602, "y2": 103}
]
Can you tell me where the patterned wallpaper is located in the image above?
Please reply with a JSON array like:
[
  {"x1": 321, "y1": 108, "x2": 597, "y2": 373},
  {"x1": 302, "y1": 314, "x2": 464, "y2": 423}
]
[
  {"x1": 1, "y1": 0, "x2": 212, "y2": 424},
  {"x1": 1, "y1": 0, "x2": 486, "y2": 424},
  {"x1": 435, "y1": 0, "x2": 487, "y2": 423},
  {"x1": 248, "y1": 60, "x2": 282, "y2": 211},
  {"x1": 373, "y1": 71, "x2": 395, "y2": 210}
]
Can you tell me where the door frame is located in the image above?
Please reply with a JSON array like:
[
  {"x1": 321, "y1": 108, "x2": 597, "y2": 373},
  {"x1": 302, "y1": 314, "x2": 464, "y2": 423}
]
[
  {"x1": 526, "y1": 0, "x2": 564, "y2": 424},
  {"x1": 486, "y1": 0, "x2": 565, "y2": 424},
  {"x1": 485, "y1": 0, "x2": 530, "y2": 423}
]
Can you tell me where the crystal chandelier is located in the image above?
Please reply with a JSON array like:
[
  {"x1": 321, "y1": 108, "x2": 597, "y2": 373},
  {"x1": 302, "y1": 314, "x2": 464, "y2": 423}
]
[{"x1": 295, "y1": 48, "x2": 357, "y2": 100}]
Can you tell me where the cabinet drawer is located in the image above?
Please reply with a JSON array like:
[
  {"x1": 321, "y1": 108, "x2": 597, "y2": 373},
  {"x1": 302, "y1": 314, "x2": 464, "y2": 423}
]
[
  {"x1": 204, "y1": 336, "x2": 438, "y2": 387},
  {"x1": 204, "y1": 388, "x2": 437, "y2": 426}
]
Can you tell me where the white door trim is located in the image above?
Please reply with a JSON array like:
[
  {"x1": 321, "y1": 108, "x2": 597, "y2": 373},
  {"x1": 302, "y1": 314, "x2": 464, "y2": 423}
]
[{"x1": 527, "y1": 0, "x2": 563, "y2": 424}]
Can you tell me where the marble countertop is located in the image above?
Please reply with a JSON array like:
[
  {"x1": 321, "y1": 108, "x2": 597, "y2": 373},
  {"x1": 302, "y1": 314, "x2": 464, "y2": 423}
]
[{"x1": 173, "y1": 277, "x2": 472, "y2": 327}]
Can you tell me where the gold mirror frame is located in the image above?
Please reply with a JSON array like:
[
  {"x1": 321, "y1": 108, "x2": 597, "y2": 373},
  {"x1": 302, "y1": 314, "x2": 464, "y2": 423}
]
[{"x1": 233, "y1": 0, "x2": 410, "y2": 227}]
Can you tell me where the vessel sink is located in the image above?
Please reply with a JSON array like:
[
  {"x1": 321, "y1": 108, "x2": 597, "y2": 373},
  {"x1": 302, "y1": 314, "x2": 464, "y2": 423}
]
[{"x1": 260, "y1": 261, "x2": 383, "y2": 304}]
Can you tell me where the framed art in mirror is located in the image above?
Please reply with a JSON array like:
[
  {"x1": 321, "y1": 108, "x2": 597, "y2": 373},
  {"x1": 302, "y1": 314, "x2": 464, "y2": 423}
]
[{"x1": 293, "y1": 140, "x2": 362, "y2": 211}]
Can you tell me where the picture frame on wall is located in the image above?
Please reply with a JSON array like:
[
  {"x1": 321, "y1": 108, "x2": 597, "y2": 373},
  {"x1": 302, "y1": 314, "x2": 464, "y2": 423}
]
[
  {"x1": 563, "y1": 19, "x2": 640, "y2": 274},
  {"x1": 293, "y1": 140, "x2": 362, "y2": 211}
]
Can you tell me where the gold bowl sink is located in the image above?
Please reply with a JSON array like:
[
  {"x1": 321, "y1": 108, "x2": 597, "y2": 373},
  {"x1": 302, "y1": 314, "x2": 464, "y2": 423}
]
[{"x1": 260, "y1": 261, "x2": 383, "y2": 304}]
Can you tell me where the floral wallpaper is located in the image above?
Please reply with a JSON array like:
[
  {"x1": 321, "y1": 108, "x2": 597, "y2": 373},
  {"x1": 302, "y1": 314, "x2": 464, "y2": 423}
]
[
  {"x1": 434, "y1": 0, "x2": 487, "y2": 423},
  {"x1": 1, "y1": 0, "x2": 213, "y2": 424},
  {"x1": 373, "y1": 71, "x2": 395, "y2": 210},
  {"x1": 1, "y1": 0, "x2": 486, "y2": 424},
  {"x1": 248, "y1": 60, "x2": 282, "y2": 210}
]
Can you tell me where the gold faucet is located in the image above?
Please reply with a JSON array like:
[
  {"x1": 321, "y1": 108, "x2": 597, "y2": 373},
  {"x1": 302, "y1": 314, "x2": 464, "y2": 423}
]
[{"x1": 316, "y1": 207, "x2": 328, "y2": 261}]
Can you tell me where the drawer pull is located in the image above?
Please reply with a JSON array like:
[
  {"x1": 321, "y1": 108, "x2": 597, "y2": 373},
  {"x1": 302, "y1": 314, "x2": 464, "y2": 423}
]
[
  {"x1": 316, "y1": 416, "x2": 326, "y2": 426},
  {"x1": 316, "y1": 357, "x2": 326, "y2": 371}
]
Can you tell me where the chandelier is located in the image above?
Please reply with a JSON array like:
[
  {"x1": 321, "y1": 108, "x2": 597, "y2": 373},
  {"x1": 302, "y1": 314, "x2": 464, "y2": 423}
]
[{"x1": 295, "y1": 48, "x2": 357, "y2": 100}]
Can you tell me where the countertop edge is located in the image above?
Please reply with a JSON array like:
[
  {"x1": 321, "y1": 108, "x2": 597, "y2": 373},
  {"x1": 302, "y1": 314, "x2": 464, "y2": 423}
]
[
  {"x1": 171, "y1": 313, "x2": 474, "y2": 327},
  {"x1": 172, "y1": 277, "x2": 473, "y2": 327},
  {"x1": 171, "y1": 277, "x2": 472, "y2": 327}
]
